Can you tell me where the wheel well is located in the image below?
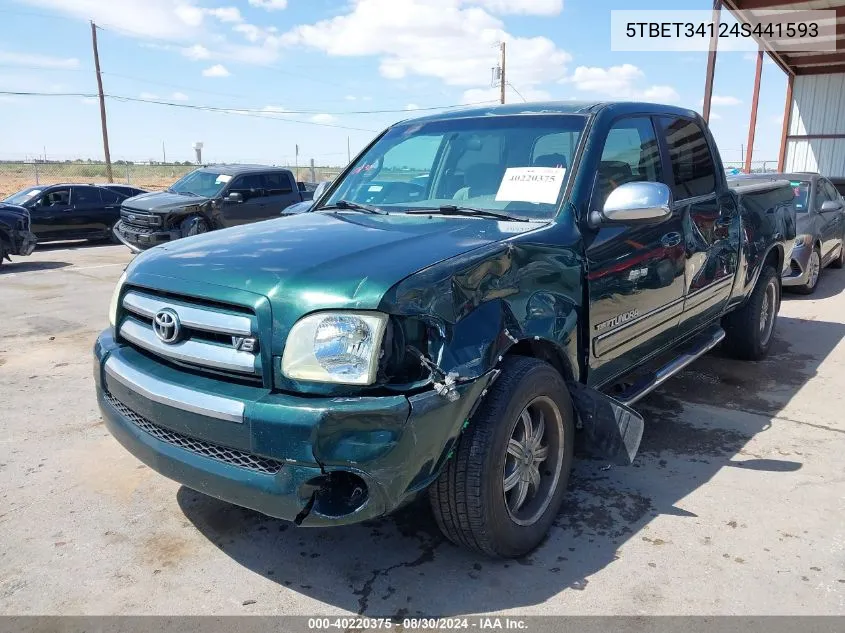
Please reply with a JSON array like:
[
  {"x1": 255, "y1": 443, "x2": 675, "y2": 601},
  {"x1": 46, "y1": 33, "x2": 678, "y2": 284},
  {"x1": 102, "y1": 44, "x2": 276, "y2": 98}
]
[
  {"x1": 764, "y1": 245, "x2": 783, "y2": 274},
  {"x1": 504, "y1": 338, "x2": 575, "y2": 382}
]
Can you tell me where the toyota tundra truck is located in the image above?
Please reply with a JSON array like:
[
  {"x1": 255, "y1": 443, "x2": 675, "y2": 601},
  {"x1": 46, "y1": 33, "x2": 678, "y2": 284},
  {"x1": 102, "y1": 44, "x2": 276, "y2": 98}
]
[{"x1": 95, "y1": 102, "x2": 795, "y2": 558}]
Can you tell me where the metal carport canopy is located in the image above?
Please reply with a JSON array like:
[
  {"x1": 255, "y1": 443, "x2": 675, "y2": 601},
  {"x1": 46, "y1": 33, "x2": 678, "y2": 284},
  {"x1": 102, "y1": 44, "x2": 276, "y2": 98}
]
[{"x1": 718, "y1": 0, "x2": 845, "y2": 175}]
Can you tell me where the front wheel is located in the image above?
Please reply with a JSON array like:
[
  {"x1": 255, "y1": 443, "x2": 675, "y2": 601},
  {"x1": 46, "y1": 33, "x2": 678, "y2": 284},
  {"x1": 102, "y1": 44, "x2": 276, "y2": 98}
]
[
  {"x1": 723, "y1": 265, "x2": 780, "y2": 361},
  {"x1": 830, "y1": 242, "x2": 845, "y2": 269},
  {"x1": 794, "y1": 248, "x2": 821, "y2": 294},
  {"x1": 429, "y1": 356, "x2": 574, "y2": 558},
  {"x1": 179, "y1": 215, "x2": 210, "y2": 238}
]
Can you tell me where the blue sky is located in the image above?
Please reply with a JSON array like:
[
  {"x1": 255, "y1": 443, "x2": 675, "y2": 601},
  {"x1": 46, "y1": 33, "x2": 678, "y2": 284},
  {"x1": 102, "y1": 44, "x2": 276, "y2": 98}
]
[{"x1": 0, "y1": 0, "x2": 788, "y2": 167}]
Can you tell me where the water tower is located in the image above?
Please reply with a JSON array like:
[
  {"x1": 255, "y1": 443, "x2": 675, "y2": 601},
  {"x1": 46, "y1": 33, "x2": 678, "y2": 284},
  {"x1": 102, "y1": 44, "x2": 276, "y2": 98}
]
[{"x1": 193, "y1": 142, "x2": 204, "y2": 165}]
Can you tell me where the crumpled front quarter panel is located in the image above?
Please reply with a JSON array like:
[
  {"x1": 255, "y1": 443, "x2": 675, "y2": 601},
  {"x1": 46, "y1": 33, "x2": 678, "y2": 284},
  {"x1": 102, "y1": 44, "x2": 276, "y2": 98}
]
[{"x1": 380, "y1": 219, "x2": 585, "y2": 382}]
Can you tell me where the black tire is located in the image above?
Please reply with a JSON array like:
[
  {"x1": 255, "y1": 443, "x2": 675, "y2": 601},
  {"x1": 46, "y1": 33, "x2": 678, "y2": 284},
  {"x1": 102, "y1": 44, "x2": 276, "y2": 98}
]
[
  {"x1": 179, "y1": 215, "x2": 210, "y2": 238},
  {"x1": 793, "y1": 247, "x2": 821, "y2": 294},
  {"x1": 830, "y1": 241, "x2": 845, "y2": 269},
  {"x1": 722, "y1": 265, "x2": 780, "y2": 361},
  {"x1": 429, "y1": 356, "x2": 575, "y2": 558}
]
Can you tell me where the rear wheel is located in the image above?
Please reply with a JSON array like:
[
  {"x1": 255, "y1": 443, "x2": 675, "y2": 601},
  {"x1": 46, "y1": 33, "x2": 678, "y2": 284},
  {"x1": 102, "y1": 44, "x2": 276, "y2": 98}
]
[
  {"x1": 429, "y1": 356, "x2": 574, "y2": 558},
  {"x1": 180, "y1": 215, "x2": 210, "y2": 238},
  {"x1": 794, "y1": 248, "x2": 821, "y2": 294},
  {"x1": 723, "y1": 265, "x2": 780, "y2": 360}
]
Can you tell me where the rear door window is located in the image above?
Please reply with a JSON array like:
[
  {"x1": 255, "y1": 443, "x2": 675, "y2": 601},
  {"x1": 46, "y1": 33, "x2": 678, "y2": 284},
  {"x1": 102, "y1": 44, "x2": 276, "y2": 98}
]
[
  {"x1": 263, "y1": 172, "x2": 293, "y2": 194},
  {"x1": 659, "y1": 117, "x2": 717, "y2": 200},
  {"x1": 100, "y1": 188, "x2": 122, "y2": 204},
  {"x1": 72, "y1": 186, "x2": 103, "y2": 206}
]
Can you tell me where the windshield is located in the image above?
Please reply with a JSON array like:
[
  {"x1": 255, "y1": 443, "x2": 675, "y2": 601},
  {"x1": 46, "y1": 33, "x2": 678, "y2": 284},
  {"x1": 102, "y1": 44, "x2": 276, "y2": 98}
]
[
  {"x1": 168, "y1": 169, "x2": 232, "y2": 197},
  {"x1": 3, "y1": 187, "x2": 42, "y2": 206},
  {"x1": 790, "y1": 181, "x2": 810, "y2": 213},
  {"x1": 322, "y1": 114, "x2": 586, "y2": 220}
]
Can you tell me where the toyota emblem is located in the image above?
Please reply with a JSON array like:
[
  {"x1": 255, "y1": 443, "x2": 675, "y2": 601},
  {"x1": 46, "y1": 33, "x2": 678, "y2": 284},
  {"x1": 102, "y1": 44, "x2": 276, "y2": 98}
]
[{"x1": 153, "y1": 308, "x2": 181, "y2": 344}]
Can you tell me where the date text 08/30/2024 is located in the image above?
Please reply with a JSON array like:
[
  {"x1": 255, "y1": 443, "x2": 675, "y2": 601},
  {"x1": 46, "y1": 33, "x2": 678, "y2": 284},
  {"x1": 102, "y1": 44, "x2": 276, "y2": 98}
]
[{"x1": 307, "y1": 617, "x2": 529, "y2": 630}]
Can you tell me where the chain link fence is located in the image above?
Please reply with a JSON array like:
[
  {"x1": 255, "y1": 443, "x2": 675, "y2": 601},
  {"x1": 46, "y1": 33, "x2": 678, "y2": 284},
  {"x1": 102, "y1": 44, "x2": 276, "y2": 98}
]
[
  {"x1": 0, "y1": 161, "x2": 345, "y2": 199},
  {"x1": 723, "y1": 161, "x2": 779, "y2": 174}
]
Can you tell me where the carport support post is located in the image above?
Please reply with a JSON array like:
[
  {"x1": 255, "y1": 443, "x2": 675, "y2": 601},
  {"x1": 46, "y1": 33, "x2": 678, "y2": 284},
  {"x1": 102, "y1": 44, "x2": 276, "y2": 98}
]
[
  {"x1": 702, "y1": 0, "x2": 722, "y2": 125},
  {"x1": 778, "y1": 72, "x2": 794, "y2": 172},
  {"x1": 745, "y1": 47, "x2": 764, "y2": 174}
]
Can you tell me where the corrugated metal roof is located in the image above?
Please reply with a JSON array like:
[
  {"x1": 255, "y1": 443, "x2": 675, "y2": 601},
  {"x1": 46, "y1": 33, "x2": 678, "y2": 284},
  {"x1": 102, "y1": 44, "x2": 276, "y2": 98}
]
[{"x1": 724, "y1": 0, "x2": 845, "y2": 75}]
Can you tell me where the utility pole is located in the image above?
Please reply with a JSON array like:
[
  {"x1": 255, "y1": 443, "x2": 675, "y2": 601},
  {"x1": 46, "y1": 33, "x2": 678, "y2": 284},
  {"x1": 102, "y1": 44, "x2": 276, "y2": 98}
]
[
  {"x1": 347, "y1": 136, "x2": 351, "y2": 163},
  {"x1": 162, "y1": 141, "x2": 166, "y2": 164},
  {"x1": 499, "y1": 42, "x2": 506, "y2": 105},
  {"x1": 91, "y1": 21, "x2": 113, "y2": 182}
]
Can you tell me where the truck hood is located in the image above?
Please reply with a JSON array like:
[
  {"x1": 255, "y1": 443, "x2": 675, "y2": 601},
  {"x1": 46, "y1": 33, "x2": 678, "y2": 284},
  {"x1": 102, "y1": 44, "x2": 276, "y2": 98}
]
[
  {"x1": 130, "y1": 211, "x2": 541, "y2": 313},
  {"x1": 122, "y1": 190, "x2": 211, "y2": 213}
]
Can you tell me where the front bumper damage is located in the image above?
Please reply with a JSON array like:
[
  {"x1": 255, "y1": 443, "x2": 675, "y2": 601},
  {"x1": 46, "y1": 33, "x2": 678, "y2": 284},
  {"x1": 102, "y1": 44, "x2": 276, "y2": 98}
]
[
  {"x1": 94, "y1": 330, "x2": 496, "y2": 526},
  {"x1": 113, "y1": 220, "x2": 180, "y2": 253},
  {"x1": 4, "y1": 228, "x2": 37, "y2": 260}
]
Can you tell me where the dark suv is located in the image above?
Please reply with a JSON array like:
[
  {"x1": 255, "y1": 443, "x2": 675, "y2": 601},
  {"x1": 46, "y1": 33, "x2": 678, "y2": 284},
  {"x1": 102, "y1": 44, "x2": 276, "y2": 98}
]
[
  {"x1": 3, "y1": 183, "x2": 131, "y2": 243},
  {"x1": 114, "y1": 165, "x2": 313, "y2": 252}
]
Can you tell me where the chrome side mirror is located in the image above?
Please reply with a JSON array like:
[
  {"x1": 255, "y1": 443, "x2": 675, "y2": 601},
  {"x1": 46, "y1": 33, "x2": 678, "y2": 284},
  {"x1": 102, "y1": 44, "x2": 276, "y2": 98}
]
[
  {"x1": 226, "y1": 192, "x2": 244, "y2": 203},
  {"x1": 820, "y1": 199, "x2": 843, "y2": 213},
  {"x1": 597, "y1": 181, "x2": 672, "y2": 225}
]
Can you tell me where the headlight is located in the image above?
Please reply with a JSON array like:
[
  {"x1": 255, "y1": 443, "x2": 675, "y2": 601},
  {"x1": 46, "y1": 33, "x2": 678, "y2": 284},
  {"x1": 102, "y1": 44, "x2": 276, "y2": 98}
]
[
  {"x1": 108, "y1": 270, "x2": 128, "y2": 328},
  {"x1": 282, "y1": 311, "x2": 388, "y2": 385},
  {"x1": 794, "y1": 235, "x2": 812, "y2": 248}
]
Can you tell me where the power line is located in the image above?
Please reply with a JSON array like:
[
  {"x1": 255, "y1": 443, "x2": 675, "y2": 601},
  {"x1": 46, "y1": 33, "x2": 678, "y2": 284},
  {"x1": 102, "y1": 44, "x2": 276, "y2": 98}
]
[
  {"x1": 0, "y1": 90, "x2": 494, "y2": 118},
  {"x1": 507, "y1": 82, "x2": 528, "y2": 103}
]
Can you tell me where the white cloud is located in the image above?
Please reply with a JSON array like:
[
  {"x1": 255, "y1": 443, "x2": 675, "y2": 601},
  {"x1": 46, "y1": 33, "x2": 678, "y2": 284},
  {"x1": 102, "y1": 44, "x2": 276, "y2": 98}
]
[
  {"x1": 311, "y1": 113, "x2": 338, "y2": 124},
  {"x1": 139, "y1": 91, "x2": 159, "y2": 99},
  {"x1": 202, "y1": 64, "x2": 231, "y2": 77},
  {"x1": 249, "y1": 0, "x2": 288, "y2": 9},
  {"x1": 206, "y1": 7, "x2": 243, "y2": 23},
  {"x1": 17, "y1": 0, "x2": 206, "y2": 40},
  {"x1": 562, "y1": 64, "x2": 679, "y2": 103},
  {"x1": 709, "y1": 112, "x2": 722, "y2": 121},
  {"x1": 234, "y1": 24, "x2": 264, "y2": 42},
  {"x1": 182, "y1": 44, "x2": 211, "y2": 60},
  {"x1": 170, "y1": 92, "x2": 189, "y2": 101},
  {"x1": 0, "y1": 51, "x2": 79, "y2": 69},
  {"x1": 344, "y1": 95, "x2": 357, "y2": 101},
  {"x1": 711, "y1": 95, "x2": 741, "y2": 107},
  {"x1": 79, "y1": 97, "x2": 98, "y2": 106},
  {"x1": 405, "y1": 103, "x2": 420, "y2": 110},
  {"x1": 281, "y1": 0, "x2": 571, "y2": 88},
  {"x1": 465, "y1": 0, "x2": 562, "y2": 15}
]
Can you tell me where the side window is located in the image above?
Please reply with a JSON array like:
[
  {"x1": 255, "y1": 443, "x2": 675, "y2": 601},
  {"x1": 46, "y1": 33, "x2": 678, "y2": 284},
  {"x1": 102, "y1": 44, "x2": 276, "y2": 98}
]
[
  {"x1": 814, "y1": 181, "x2": 829, "y2": 209},
  {"x1": 823, "y1": 180, "x2": 841, "y2": 202},
  {"x1": 594, "y1": 117, "x2": 662, "y2": 207},
  {"x1": 38, "y1": 188, "x2": 71, "y2": 207},
  {"x1": 660, "y1": 117, "x2": 716, "y2": 200},
  {"x1": 263, "y1": 172, "x2": 293, "y2": 194},
  {"x1": 100, "y1": 188, "x2": 121, "y2": 204},
  {"x1": 72, "y1": 186, "x2": 102, "y2": 205},
  {"x1": 229, "y1": 174, "x2": 266, "y2": 199}
]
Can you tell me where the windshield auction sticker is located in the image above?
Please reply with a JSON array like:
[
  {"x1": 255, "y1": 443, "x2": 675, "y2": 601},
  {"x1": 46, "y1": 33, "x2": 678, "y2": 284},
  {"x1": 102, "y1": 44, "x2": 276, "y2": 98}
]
[{"x1": 495, "y1": 167, "x2": 565, "y2": 205}]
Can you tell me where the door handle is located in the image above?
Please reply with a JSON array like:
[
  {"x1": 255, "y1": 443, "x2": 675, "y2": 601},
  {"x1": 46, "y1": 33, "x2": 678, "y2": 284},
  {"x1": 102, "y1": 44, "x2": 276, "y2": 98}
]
[{"x1": 661, "y1": 232, "x2": 682, "y2": 248}]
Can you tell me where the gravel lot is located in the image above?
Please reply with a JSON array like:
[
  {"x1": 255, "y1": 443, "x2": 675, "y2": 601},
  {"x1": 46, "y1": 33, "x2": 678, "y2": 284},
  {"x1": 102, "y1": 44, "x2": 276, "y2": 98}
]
[{"x1": 1, "y1": 242, "x2": 844, "y2": 615}]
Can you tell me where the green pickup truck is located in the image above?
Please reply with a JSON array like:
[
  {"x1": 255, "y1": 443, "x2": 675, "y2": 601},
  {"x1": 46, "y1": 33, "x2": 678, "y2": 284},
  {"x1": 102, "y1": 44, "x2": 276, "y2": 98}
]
[{"x1": 95, "y1": 101, "x2": 794, "y2": 558}]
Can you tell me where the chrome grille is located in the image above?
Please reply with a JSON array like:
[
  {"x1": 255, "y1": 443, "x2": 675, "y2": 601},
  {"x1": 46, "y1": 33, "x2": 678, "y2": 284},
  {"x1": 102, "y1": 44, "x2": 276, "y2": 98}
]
[
  {"x1": 121, "y1": 207, "x2": 160, "y2": 228},
  {"x1": 104, "y1": 392, "x2": 283, "y2": 475},
  {"x1": 120, "y1": 289, "x2": 261, "y2": 380}
]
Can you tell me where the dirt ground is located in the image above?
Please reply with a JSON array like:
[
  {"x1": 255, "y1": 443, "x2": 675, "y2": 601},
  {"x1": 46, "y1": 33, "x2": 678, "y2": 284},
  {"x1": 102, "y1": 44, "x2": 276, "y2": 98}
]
[{"x1": 1, "y1": 242, "x2": 843, "y2": 615}]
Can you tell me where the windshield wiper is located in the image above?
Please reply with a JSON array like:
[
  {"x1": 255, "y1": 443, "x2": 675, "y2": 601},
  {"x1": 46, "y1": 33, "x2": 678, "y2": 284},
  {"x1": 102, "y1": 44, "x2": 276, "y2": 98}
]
[
  {"x1": 316, "y1": 200, "x2": 387, "y2": 215},
  {"x1": 404, "y1": 205, "x2": 530, "y2": 222}
]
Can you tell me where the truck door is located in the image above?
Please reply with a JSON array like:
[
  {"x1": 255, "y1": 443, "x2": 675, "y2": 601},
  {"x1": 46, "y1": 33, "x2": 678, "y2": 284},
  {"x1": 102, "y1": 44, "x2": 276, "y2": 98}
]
[
  {"x1": 586, "y1": 116, "x2": 687, "y2": 388},
  {"x1": 223, "y1": 174, "x2": 268, "y2": 226},
  {"x1": 658, "y1": 116, "x2": 738, "y2": 335},
  {"x1": 818, "y1": 179, "x2": 844, "y2": 260},
  {"x1": 28, "y1": 187, "x2": 72, "y2": 240}
]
